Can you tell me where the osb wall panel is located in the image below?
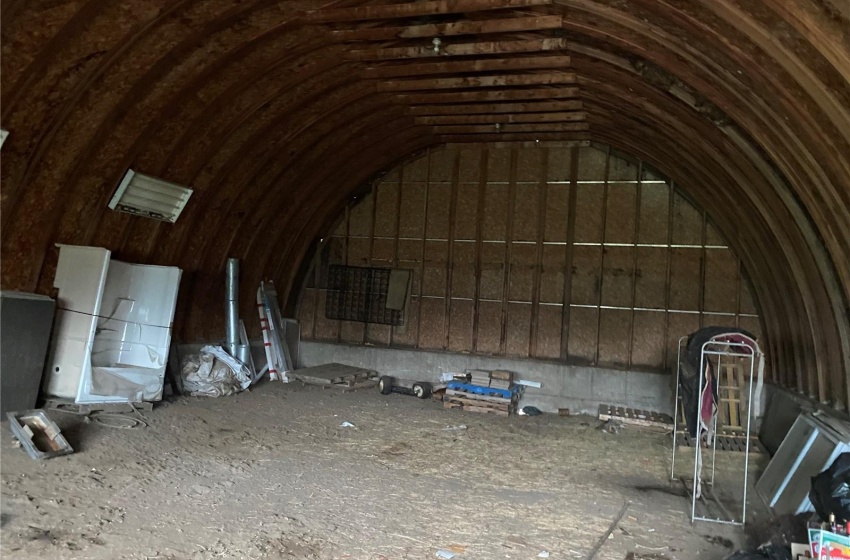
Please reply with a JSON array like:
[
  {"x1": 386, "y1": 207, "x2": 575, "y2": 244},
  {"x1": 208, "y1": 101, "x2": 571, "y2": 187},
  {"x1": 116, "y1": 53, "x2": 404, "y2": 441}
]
[{"x1": 299, "y1": 145, "x2": 761, "y2": 374}]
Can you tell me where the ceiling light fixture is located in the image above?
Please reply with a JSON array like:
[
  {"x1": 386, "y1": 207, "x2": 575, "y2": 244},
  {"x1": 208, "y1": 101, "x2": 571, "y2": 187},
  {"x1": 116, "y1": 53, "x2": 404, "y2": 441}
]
[{"x1": 108, "y1": 169, "x2": 193, "y2": 223}]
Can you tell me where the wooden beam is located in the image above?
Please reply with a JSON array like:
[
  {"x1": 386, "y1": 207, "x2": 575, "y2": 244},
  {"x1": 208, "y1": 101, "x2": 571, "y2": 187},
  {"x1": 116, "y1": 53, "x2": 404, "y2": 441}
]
[
  {"x1": 433, "y1": 122, "x2": 589, "y2": 133},
  {"x1": 443, "y1": 140, "x2": 590, "y2": 148},
  {"x1": 348, "y1": 38, "x2": 565, "y2": 61},
  {"x1": 409, "y1": 99, "x2": 582, "y2": 114},
  {"x1": 377, "y1": 72, "x2": 576, "y2": 91},
  {"x1": 394, "y1": 86, "x2": 579, "y2": 103},
  {"x1": 332, "y1": 15, "x2": 563, "y2": 41},
  {"x1": 440, "y1": 132, "x2": 591, "y2": 142},
  {"x1": 364, "y1": 55, "x2": 571, "y2": 78},
  {"x1": 305, "y1": 0, "x2": 553, "y2": 23},
  {"x1": 415, "y1": 111, "x2": 586, "y2": 124}
]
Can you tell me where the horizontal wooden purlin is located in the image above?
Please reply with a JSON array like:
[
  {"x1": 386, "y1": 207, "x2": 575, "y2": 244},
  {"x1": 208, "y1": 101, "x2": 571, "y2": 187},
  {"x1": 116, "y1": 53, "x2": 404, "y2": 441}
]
[
  {"x1": 415, "y1": 111, "x2": 586, "y2": 125},
  {"x1": 442, "y1": 140, "x2": 591, "y2": 149},
  {"x1": 331, "y1": 15, "x2": 563, "y2": 41},
  {"x1": 409, "y1": 99, "x2": 582, "y2": 114},
  {"x1": 433, "y1": 122, "x2": 589, "y2": 133},
  {"x1": 395, "y1": 86, "x2": 580, "y2": 103},
  {"x1": 377, "y1": 72, "x2": 575, "y2": 91},
  {"x1": 305, "y1": 0, "x2": 553, "y2": 23},
  {"x1": 347, "y1": 38, "x2": 566, "y2": 61},
  {"x1": 363, "y1": 55, "x2": 571, "y2": 78},
  {"x1": 439, "y1": 132, "x2": 591, "y2": 143}
]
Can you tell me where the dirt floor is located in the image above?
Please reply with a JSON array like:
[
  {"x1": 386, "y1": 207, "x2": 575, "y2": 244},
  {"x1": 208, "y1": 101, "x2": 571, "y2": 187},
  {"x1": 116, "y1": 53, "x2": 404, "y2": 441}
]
[{"x1": 1, "y1": 381, "x2": 766, "y2": 560}]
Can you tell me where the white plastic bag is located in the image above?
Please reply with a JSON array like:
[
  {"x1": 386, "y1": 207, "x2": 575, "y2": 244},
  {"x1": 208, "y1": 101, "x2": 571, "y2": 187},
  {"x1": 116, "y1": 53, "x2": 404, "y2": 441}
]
[{"x1": 180, "y1": 346, "x2": 252, "y2": 397}]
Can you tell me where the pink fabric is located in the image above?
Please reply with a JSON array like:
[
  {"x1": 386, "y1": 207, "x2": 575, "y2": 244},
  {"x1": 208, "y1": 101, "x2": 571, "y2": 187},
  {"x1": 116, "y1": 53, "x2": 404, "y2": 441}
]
[{"x1": 701, "y1": 375, "x2": 714, "y2": 424}]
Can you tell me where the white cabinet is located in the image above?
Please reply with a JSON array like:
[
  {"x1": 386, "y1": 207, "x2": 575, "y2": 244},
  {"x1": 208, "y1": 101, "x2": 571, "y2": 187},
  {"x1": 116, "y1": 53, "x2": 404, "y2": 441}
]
[
  {"x1": 42, "y1": 245, "x2": 181, "y2": 404},
  {"x1": 756, "y1": 412, "x2": 850, "y2": 515}
]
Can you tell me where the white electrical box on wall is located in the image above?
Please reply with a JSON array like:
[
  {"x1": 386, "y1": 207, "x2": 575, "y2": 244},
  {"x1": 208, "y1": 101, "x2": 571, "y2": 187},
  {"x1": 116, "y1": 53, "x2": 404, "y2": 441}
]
[{"x1": 108, "y1": 169, "x2": 193, "y2": 223}]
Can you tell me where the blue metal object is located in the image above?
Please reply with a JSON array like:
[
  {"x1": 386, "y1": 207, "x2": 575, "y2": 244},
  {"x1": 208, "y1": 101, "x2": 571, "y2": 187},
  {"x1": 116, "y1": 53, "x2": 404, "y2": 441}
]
[{"x1": 446, "y1": 381, "x2": 518, "y2": 399}]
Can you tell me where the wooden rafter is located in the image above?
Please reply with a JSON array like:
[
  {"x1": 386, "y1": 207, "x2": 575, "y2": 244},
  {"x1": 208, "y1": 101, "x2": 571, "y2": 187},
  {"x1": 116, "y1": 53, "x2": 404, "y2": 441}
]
[
  {"x1": 377, "y1": 72, "x2": 575, "y2": 91},
  {"x1": 394, "y1": 86, "x2": 579, "y2": 103},
  {"x1": 440, "y1": 132, "x2": 592, "y2": 142},
  {"x1": 415, "y1": 111, "x2": 586, "y2": 124},
  {"x1": 305, "y1": 0, "x2": 553, "y2": 23},
  {"x1": 408, "y1": 99, "x2": 582, "y2": 114},
  {"x1": 347, "y1": 38, "x2": 566, "y2": 60},
  {"x1": 364, "y1": 55, "x2": 571, "y2": 78},
  {"x1": 432, "y1": 122, "x2": 589, "y2": 133},
  {"x1": 332, "y1": 15, "x2": 563, "y2": 41}
]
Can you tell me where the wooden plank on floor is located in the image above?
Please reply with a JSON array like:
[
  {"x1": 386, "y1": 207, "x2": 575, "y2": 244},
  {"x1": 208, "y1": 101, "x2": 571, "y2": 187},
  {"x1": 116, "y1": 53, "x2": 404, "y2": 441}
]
[
  {"x1": 597, "y1": 404, "x2": 673, "y2": 428},
  {"x1": 293, "y1": 363, "x2": 377, "y2": 385}
]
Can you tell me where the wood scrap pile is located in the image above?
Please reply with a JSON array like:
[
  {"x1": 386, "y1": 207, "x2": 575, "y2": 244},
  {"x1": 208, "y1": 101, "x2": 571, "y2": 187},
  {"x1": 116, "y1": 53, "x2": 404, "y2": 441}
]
[
  {"x1": 292, "y1": 363, "x2": 377, "y2": 390},
  {"x1": 442, "y1": 369, "x2": 518, "y2": 416}
]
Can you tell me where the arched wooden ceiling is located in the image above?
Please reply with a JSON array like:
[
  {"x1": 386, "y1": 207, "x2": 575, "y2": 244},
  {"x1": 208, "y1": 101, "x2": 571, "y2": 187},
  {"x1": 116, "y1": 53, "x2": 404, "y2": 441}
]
[{"x1": 1, "y1": 0, "x2": 848, "y2": 408}]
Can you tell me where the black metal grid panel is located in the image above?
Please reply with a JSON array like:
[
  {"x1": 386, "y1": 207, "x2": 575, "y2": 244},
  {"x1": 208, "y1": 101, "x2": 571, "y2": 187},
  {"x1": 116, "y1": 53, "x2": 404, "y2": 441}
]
[{"x1": 325, "y1": 265, "x2": 404, "y2": 326}]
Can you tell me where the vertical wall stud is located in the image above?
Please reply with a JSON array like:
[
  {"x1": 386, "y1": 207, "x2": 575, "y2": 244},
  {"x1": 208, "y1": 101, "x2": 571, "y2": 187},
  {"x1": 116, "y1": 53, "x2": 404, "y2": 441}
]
[
  {"x1": 735, "y1": 258, "x2": 743, "y2": 329},
  {"x1": 311, "y1": 256, "x2": 321, "y2": 340},
  {"x1": 698, "y1": 209, "x2": 707, "y2": 330},
  {"x1": 415, "y1": 149, "x2": 432, "y2": 350},
  {"x1": 444, "y1": 150, "x2": 461, "y2": 350},
  {"x1": 661, "y1": 182, "x2": 675, "y2": 369},
  {"x1": 472, "y1": 149, "x2": 489, "y2": 353},
  {"x1": 560, "y1": 147, "x2": 579, "y2": 360},
  {"x1": 529, "y1": 148, "x2": 549, "y2": 358},
  {"x1": 499, "y1": 149, "x2": 519, "y2": 356},
  {"x1": 627, "y1": 161, "x2": 643, "y2": 369},
  {"x1": 363, "y1": 181, "x2": 379, "y2": 344},
  {"x1": 336, "y1": 204, "x2": 351, "y2": 344},
  {"x1": 594, "y1": 146, "x2": 612, "y2": 365},
  {"x1": 389, "y1": 163, "x2": 405, "y2": 347}
]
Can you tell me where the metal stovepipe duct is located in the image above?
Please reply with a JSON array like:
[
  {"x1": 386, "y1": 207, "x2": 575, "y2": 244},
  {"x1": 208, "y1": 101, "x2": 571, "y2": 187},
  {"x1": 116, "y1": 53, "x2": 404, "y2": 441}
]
[{"x1": 225, "y1": 258, "x2": 239, "y2": 357}]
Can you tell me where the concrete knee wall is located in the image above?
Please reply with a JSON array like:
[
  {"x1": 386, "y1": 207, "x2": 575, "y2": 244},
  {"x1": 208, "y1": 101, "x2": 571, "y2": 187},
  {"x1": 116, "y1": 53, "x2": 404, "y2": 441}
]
[
  {"x1": 299, "y1": 341, "x2": 675, "y2": 416},
  {"x1": 173, "y1": 340, "x2": 783, "y2": 421}
]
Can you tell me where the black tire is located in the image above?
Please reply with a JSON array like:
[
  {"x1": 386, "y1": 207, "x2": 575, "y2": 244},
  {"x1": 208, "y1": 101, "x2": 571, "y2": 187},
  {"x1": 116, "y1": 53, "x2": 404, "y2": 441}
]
[
  {"x1": 412, "y1": 382, "x2": 432, "y2": 399},
  {"x1": 379, "y1": 376, "x2": 394, "y2": 395}
]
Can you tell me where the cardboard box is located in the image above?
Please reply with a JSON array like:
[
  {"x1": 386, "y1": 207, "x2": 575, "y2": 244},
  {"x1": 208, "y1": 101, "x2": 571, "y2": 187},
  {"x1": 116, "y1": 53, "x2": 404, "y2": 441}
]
[{"x1": 809, "y1": 528, "x2": 850, "y2": 559}]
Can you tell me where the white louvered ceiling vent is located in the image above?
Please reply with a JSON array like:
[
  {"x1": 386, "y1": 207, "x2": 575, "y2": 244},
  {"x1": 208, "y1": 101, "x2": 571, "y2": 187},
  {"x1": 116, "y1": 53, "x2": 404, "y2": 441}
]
[{"x1": 108, "y1": 169, "x2": 193, "y2": 223}]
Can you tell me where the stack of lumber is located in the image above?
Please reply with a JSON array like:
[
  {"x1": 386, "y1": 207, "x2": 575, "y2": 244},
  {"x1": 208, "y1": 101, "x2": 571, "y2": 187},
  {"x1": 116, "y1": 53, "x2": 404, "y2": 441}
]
[
  {"x1": 468, "y1": 370, "x2": 491, "y2": 386},
  {"x1": 464, "y1": 369, "x2": 514, "y2": 390},
  {"x1": 489, "y1": 369, "x2": 513, "y2": 390},
  {"x1": 442, "y1": 381, "x2": 518, "y2": 417}
]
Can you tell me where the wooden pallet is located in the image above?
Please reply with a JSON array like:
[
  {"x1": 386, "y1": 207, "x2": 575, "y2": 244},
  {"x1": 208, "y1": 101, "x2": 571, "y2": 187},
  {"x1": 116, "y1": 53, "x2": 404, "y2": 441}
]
[
  {"x1": 444, "y1": 394, "x2": 511, "y2": 412},
  {"x1": 598, "y1": 404, "x2": 673, "y2": 428},
  {"x1": 443, "y1": 401, "x2": 510, "y2": 417},
  {"x1": 677, "y1": 432, "x2": 766, "y2": 454},
  {"x1": 293, "y1": 363, "x2": 376, "y2": 387},
  {"x1": 445, "y1": 389, "x2": 512, "y2": 405}
]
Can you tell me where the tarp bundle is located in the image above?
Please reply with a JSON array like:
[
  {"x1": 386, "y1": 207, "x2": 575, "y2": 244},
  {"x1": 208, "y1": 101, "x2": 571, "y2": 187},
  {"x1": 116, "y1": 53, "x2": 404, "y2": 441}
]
[
  {"x1": 810, "y1": 452, "x2": 850, "y2": 525},
  {"x1": 679, "y1": 326, "x2": 760, "y2": 438},
  {"x1": 180, "y1": 345, "x2": 252, "y2": 397}
]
